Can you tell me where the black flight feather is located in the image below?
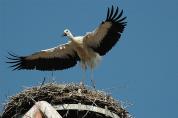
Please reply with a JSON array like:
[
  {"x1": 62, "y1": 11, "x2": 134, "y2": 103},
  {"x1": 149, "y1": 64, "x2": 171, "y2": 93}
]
[{"x1": 91, "y1": 6, "x2": 127, "y2": 56}]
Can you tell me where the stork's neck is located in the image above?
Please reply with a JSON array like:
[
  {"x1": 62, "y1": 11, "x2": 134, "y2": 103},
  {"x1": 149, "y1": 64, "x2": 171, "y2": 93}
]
[{"x1": 67, "y1": 32, "x2": 74, "y2": 40}]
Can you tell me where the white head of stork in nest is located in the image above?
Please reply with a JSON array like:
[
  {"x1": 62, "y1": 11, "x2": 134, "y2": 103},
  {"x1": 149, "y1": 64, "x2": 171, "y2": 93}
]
[{"x1": 7, "y1": 6, "x2": 127, "y2": 88}]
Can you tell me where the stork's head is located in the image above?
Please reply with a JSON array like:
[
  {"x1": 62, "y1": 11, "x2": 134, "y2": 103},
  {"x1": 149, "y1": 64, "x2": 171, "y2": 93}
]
[{"x1": 63, "y1": 29, "x2": 72, "y2": 37}]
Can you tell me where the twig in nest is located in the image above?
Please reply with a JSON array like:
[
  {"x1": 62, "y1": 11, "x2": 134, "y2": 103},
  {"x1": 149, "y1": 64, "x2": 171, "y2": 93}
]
[
  {"x1": 39, "y1": 77, "x2": 46, "y2": 89},
  {"x1": 84, "y1": 95, "x2": 97, "y2": 106},
  {"x1": 82, "y1": 110, "x2": 90, "y2": 118},
  {"x1": 23, "y1": 93, "x2": 36, "y2": 104},
  {"x1": 63, "y1": 110, "x2": 69, "y2": 118},
  {"x1": 82, "y1": 97, "x2": 97, "y2": 118}
]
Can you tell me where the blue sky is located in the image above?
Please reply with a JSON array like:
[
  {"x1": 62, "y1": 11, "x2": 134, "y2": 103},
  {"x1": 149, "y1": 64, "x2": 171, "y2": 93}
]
[{"x1": 0, "y1": 0, "x2": 178, "y2": 117}]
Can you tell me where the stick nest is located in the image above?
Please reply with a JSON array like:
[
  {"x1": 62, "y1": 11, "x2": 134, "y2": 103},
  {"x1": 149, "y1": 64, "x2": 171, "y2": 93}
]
[{"x1": 2, "y1": 83, "x2": 130, "y2": 118}]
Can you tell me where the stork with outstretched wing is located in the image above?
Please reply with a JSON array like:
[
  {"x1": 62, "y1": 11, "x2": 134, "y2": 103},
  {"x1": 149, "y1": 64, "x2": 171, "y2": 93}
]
[{"x1": 7, "y1": 6, "x2": 127, "y2": 88}]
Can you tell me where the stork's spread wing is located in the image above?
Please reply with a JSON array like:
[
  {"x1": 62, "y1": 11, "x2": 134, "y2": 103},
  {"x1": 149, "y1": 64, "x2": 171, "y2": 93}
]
[
  {"x1": 7, "y1": 42, "x2": 80, "y2": 71},
  {"x1": 83, "y1": 6, "x2": 127, "y2": 56}
]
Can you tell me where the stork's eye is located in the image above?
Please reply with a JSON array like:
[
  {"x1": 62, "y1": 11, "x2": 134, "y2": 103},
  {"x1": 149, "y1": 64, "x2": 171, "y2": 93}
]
[{"x1": 66, "y1": 30, "x2": 68, "y2": 32}]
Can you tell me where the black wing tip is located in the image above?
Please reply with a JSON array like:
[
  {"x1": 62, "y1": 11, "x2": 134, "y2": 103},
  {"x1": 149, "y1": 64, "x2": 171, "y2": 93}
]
[
  {"x1": 106, "y1": 6, "x2": 127, "y2": 23},
  {"x1": 6, "y1": 52, "x2": 23, "y2": 70}
]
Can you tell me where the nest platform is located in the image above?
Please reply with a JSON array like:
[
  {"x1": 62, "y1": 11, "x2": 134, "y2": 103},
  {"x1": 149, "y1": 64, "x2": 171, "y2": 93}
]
[{"x1": 2, "y1": 83, "x2": 130, "y2": 118}]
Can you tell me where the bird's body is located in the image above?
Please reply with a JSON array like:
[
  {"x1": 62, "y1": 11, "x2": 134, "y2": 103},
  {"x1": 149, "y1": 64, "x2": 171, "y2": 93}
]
[
  {"x1": 67, "y1": 35, "x2": 102, "y2": 70},
  {"x1": 7, "y1": 6, "x2": 127, "y2": 86}
]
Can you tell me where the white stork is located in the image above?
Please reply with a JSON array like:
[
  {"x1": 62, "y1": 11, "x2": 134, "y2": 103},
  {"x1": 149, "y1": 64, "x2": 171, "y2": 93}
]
[{"x1": 7, "y1": 6, "x2": 127, "y2": 87}]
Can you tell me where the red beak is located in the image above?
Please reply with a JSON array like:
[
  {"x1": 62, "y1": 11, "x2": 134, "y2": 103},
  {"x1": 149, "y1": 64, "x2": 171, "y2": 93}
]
[{"x1": 62, "y1": 33, "x2": 67, "y2": 37}]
